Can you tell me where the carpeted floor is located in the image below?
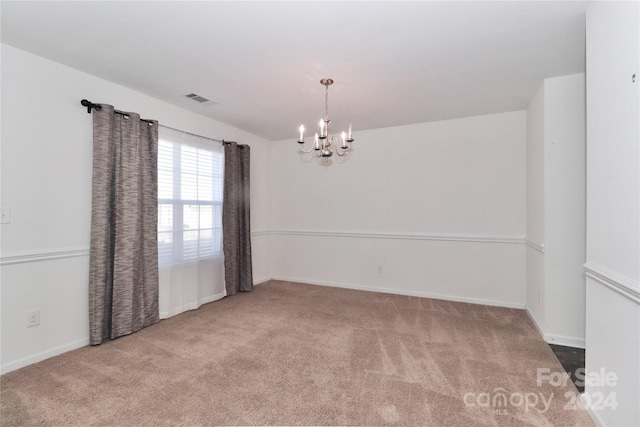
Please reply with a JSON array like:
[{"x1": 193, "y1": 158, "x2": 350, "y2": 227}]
[{"x1": 1, "y1": 280, "x2": 593, "y2": 426}]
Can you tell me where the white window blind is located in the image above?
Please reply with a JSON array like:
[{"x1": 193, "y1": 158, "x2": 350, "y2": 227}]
[
  {"x1": 157, "y1": 126, "x2": 225, "y2": 318},
  {"x1": 158, "y1": 129, "x2": 223, "y2": 265}
]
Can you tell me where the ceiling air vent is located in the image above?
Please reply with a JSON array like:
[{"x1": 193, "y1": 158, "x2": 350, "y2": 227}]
[{"x1": 185, "y1": 93, "x2": 215, "y2": 104}]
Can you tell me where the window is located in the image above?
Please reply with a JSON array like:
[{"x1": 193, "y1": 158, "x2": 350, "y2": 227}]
[{"x1": 158, "y1": 127, "x2": 224, "y2": 266}]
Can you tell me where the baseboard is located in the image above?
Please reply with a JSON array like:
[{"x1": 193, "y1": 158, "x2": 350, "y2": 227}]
[
  {"x1": 1, "y1": 337, "x2": 90, "y2": 375},
  {"x1": 272, "y1": 276, "x2": 525, "y2": 309},
  {"x1": 525, "y1": 307, "x2": 546, "y2": 339},
  {"x1": 525, "y1": 308, "x2": 585, "y2": 348},
  {"x1": 544, "y1": 333, "x2": 585, "y2": 349},
  {"x1": 253, "y1": 277, "x2": 272, "y2": 286}
]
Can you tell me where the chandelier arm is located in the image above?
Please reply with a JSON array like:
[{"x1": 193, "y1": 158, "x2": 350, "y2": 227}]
[
  {"x1": 335, "y1": 144, "x2": 351, "y2": 156},
  {"x1": 298, "y1": 142, "x2": 315, "y2": 153},
  {"x1": 296, "y1": 78, "x2": 354, "y2": 161}
]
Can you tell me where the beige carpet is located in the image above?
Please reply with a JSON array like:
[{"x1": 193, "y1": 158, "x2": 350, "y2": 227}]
[{"x1": 1, "y1": 280, "x2": 593, "y2": 426}]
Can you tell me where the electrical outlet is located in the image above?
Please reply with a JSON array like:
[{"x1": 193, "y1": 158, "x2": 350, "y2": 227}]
[
  {"x1": 1, "y1": 208, "x2": 10, "y2": 224},
  {"x1": 27, "y1": 309, "x2": 40, "y2": 328}
]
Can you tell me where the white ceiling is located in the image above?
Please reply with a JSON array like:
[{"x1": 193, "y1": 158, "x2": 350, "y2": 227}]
[{"x1": 1, "y1": 1, "x2": 589, "y2": 141}]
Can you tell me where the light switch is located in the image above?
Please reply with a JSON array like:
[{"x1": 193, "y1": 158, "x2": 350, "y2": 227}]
[{"x1": 1, "y1": 208, "x2": 11, "y2": 224}]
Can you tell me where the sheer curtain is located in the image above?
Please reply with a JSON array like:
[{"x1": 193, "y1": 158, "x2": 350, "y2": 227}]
[{"x1": 157, "y1": 126, "x2": 225, "y2": 318}]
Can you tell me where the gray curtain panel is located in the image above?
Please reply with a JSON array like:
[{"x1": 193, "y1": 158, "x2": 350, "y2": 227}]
[
  {"x1": 223, "y1": 142, "x2": 253, "y2": 295},
  {"x1": 88, "y1": 105, "x2": 160, "y2": 345}
]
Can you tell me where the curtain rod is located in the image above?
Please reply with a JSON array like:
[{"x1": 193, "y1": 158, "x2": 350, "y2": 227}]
[
  {"x1": 81, "y1": 99, "x2": 154, "y2": 124},
  {"x1": 81, "y1": 99, "x2": 235, "y2": 145},
  {"x1": 159, "y1": 124, "x2": 236, "y2": 145}
]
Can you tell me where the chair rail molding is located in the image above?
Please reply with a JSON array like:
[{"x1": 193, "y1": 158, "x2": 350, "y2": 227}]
[
  {"x1": 525, "y1": 238, "x2": 545, "y2": 253},
  {"x1": 0, "y1": 248, "x2": 90, "y2": 266},
  {"x1": 250, "y1": 230, "x2": 272, "y2": 237},
  {"x1": 272, "y1": 229, "x2": 525, "y2": 244},
  {"x1": 584, "y1": 262, "x2": 640, "y2": 304}
]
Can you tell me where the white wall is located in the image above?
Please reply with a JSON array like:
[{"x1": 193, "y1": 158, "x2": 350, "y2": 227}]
[
  {"x1": 525, "y1": 74, "x2": 586, "y2": 348},
  {"x1": 0, "y1": 44, "x2": 271, "y2": 373},
  {"x1": 526, "y1": 82, "x2": 546, "y2": 329},
  {"x1": 543, "y1": 74, "x2": 586, "y2": 346},
  {"x1": 270, "y1": 112, "x2": 527, "y2": 307},
  {"x1": 585, "y1": 2, "x2": 640, "y2": 426}
]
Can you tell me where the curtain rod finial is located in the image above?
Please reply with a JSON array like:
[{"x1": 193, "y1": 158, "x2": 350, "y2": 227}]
[{"x1": 81, "y1": 99, "x2": 102, "y2": 114}]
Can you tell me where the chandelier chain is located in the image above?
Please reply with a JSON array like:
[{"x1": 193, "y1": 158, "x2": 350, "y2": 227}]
[{"x1": 325, "y1": 84, "x2": 329, "y2": 120}]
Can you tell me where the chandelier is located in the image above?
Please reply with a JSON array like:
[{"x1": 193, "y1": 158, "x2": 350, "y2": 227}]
[{"x1": 297, "y1": 78, "x2": 354, "y2": 158}]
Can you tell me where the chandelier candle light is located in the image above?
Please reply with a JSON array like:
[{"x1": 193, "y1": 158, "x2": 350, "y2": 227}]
[{"x1": 297, "y1": 78, "x2": 354, "y2": 158}]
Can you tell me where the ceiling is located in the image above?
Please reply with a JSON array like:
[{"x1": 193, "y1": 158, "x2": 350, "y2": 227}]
[{"x1": 1, "y1": 1, "x2": 589, "y2": 141}]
